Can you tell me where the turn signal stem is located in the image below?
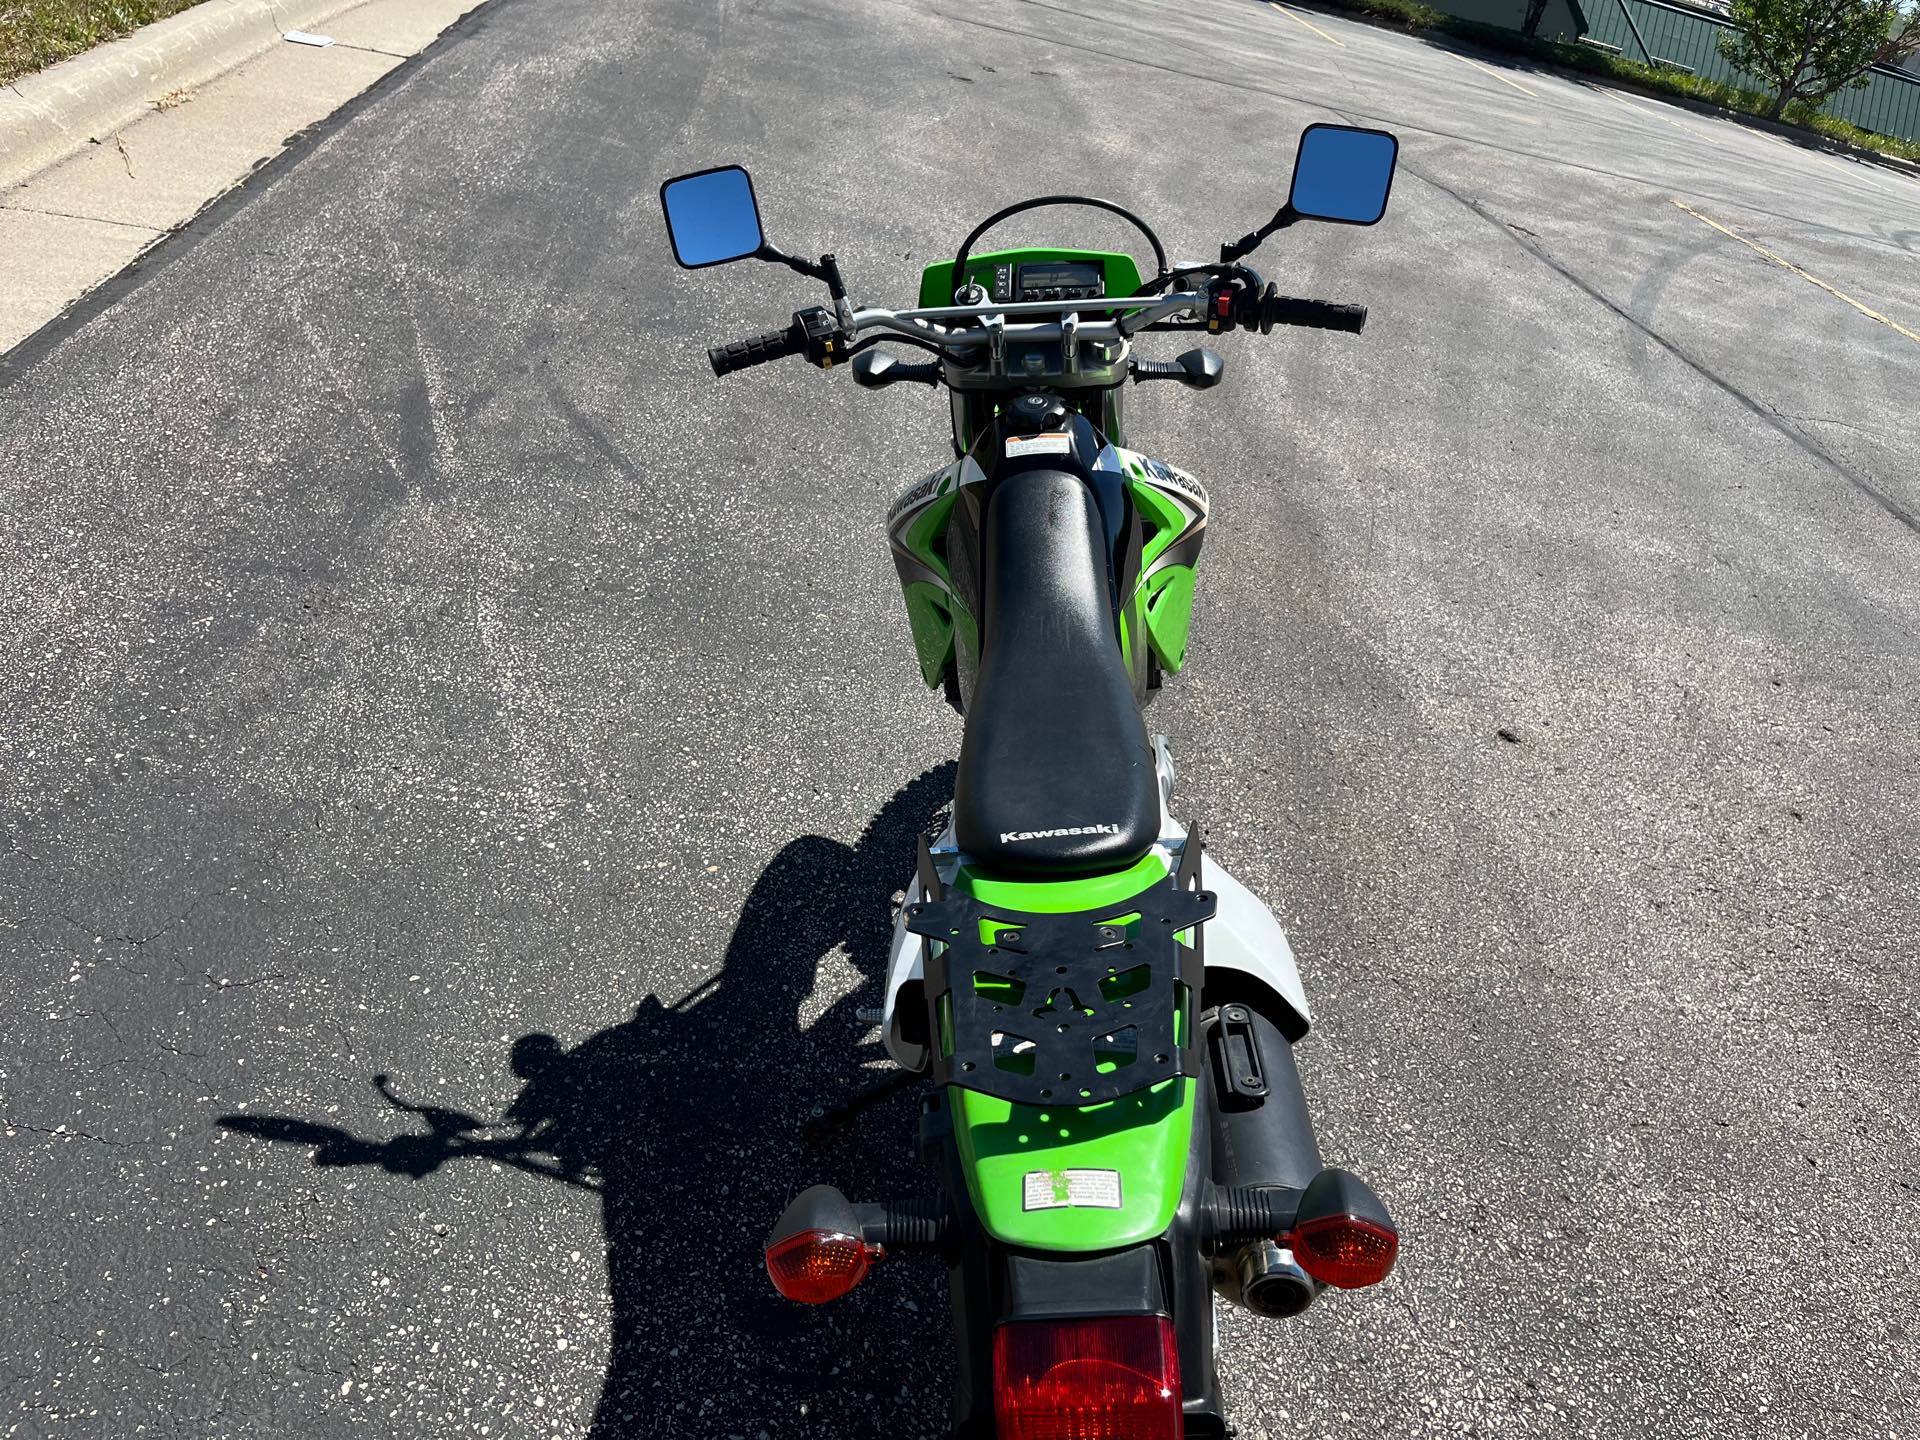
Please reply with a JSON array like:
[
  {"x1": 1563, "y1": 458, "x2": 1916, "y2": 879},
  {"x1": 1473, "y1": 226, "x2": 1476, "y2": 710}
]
[
  {"x1": 1202, "y1": 1168, "x2": 1399, "y2": 1289},
  {"x1": 852, "y1": 1196, "x2": 952, "y2": 1251},
  {"x1": 1203, "y1": 1182, "x2": 1302, "y2": 1248}
]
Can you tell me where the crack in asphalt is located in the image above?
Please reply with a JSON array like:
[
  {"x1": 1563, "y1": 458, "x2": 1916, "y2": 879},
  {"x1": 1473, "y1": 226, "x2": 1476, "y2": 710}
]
[
  {"x1": 971, "y1": 0, "x2": 1920, "y2": 540},
  {"x1": 0, "y1": 1115, "x2": 143, "y2": 1147},
  {"x1": 1421, "y1": 176, "x2": 1920, "y2": 539},
  {"x1": 925, "y1": 2, "x2": 1920, "y2": 250}
]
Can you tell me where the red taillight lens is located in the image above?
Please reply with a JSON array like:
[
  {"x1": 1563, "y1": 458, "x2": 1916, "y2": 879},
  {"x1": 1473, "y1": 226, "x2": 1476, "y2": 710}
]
[
  {"x1": 993, "y1": 1315, "x2": 1182, "y2": 1440},
  {"x1": 764, "y1": 1229, "x2": 879, "y2": 1304},
  {"x1": 1290, "y1": 1213, "x2": 1399, "y2": 1289}
]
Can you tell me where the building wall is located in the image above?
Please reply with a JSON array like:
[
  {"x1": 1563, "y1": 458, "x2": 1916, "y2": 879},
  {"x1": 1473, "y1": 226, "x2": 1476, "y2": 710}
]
[
  {"x1": 1580, "y1": 0, "x2": 1920, "y2": 141},
  {"x1": 1422, "y1": 0, "x2": 1587, "y2": 43}
]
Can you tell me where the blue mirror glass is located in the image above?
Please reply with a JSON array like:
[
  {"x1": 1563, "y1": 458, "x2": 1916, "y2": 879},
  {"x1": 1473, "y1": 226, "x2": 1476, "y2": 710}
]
[
  {"x1": 1288, "y1": 125, "x2": 1398, "y2": 226},
  {"x1": 660, "y1": 166, "x2": 766, "y2": 268}
]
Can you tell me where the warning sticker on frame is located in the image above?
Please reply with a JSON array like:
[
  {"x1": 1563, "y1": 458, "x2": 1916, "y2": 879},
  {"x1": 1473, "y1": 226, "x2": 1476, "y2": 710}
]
[
  {"x1": 1023, "y1": 1169, "x2": 1124, "y2": 1211},
  {"x1": 1005, "y1": 432, "x2": 1073, "y2": 458}
]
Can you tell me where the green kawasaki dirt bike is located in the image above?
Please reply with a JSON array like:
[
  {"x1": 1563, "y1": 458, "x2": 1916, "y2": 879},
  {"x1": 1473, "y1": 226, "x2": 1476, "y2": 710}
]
[{"x1": 661, "y1": 123, "x2": 1403, "y2": 1439}]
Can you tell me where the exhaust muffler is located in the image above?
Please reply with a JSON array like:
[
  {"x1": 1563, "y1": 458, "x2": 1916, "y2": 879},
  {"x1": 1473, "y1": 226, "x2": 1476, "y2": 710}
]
[
  {"x1": 1204, "y1": 1002, "x2": 1325, "y2": 1318},
  {"x1": 1220, "y1": 1239, "x2": 1318, "y2": 1318}
]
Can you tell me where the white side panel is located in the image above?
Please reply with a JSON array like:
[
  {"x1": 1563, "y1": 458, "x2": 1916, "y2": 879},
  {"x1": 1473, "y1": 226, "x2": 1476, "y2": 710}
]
[
  {"x1": 883, "y1": 872, "x2": 930, "y2": 1071},
  {"x1": 1199, "y1": 853, "x2": 1313, "y2": 1033},
  {"x1": 882, "y1": 818, "x2": 957, "y2": 1072},
  {"x1": 1160, "y1": 733, "x2": 1313, "y2": 1033}
]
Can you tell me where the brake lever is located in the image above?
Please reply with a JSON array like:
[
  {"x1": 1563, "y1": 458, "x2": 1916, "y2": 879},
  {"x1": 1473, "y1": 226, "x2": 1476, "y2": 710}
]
[
  {"x1": 852, "y1": 351, "x2": 942, "y2": 389},
  {"x1": 1130, "y1": 349, "x2": 1225, "y2": 389}
]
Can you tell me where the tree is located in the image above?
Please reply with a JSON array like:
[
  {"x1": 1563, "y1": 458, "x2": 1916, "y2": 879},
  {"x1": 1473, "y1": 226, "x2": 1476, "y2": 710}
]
[{"x1": 1719, "y1": 0, "x2": 1920, "y2": 117}]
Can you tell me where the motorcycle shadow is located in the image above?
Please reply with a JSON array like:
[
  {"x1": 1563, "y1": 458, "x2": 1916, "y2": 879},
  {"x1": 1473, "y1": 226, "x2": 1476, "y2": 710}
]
[{"x1": 221, "y1": 764, "x2": 957, "y2": 1439}]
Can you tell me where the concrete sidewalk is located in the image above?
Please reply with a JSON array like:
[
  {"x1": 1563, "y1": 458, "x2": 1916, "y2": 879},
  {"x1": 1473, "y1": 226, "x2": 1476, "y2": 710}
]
[{"x1": 1, "y1": 0, "x2": 487, "y2": 353}]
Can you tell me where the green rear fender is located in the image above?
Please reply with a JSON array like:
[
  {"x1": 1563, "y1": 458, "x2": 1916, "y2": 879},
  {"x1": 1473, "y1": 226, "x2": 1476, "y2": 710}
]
[{"x1": 948, "y1": 856, "x2": 1197, "y2": 1252}]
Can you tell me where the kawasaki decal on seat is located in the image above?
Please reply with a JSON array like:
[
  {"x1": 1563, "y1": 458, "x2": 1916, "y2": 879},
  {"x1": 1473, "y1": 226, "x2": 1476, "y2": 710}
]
[{"x1": 999, "y1": 824, "x2": 1122, "y2": 843}]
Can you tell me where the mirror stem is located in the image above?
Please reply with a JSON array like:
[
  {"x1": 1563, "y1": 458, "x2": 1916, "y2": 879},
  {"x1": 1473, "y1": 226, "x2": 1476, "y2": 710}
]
[
  {"x1": 757, "y1": 244, "x2": 847, "y2": 299},
  {"x1": 1219, "y1": 205, "x2": 1298, "y2": 265},
  {"x1": 756, "y1": 245, "x2": 854, "y2": 326}
]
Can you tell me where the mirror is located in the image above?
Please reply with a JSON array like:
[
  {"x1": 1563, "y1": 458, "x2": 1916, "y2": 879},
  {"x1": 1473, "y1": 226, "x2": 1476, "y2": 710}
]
[
  {"x1": 660, "y1": 165, "x2": 765, "y2": 268},
  {"x1": 1287, "y1": 124, "x2": 1398, "y2": 226}
]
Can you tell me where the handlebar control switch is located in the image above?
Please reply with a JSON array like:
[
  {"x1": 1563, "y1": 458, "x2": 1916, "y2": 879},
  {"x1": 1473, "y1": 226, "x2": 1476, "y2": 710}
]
[{"x1": 794, "y1": 306, "x2": 846, "y2": 369}]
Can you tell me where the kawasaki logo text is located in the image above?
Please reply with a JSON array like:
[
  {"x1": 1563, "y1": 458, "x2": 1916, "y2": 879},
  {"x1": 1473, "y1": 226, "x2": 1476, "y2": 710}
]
[{"x1": 1000, "y1": 824, "x2": 1122, "y2": 843}]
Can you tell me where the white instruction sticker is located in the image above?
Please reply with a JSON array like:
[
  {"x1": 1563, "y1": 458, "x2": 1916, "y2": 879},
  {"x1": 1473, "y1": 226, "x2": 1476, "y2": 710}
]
[
  {"x1": 1023, "y1": 1169, "x2": 1123, "y2": 1211},
  {"x1": 1005, "y1": 432, "x2": 1073, "y2": 458}
]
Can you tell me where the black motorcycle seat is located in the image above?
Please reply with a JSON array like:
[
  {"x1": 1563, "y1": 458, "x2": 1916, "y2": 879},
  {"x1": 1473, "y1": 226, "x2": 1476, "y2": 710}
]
[{"x1": 952, "y1": 468, "x2": 1161, "y2": 878}]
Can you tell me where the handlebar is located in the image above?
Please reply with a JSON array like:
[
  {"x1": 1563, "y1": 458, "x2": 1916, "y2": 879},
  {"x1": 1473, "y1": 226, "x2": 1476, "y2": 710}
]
[
  {"x1": 709, "y1": 319, "x2": 806, "y2": 376},
  {"x1": 703, "y1": 273, "x2": 1368, "y2": 380},
  {"x1": 1256, "y1": 290, "x2": 1367, "y2": 334}
]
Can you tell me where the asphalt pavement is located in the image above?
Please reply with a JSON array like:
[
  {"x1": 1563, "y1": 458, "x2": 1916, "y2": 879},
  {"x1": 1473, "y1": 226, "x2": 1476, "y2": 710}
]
[{"x1": 3, "y1": 0, "x2": 1917, "y2": 1435}]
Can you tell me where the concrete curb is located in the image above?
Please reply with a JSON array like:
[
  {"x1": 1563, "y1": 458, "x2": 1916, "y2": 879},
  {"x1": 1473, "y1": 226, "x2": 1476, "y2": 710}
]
[
  {"x1": 0, "y1": 0, "x2": 371, "y2": 188},
  {"x1": 1592, "y1": 72, "x2": 1920, "y2": 179}
]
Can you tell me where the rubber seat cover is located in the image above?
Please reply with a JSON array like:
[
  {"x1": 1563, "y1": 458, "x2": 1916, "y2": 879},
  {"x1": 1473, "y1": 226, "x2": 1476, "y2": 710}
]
[{"x1": 952, "y1": 469, "x2": 1160, "y2": 877}]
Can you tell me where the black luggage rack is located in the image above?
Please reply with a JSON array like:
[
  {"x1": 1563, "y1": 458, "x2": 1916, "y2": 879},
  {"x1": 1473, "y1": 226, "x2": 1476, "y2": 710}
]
[{"x1": 904, "y1": 834, "x2": 1217, "y2": 1106}]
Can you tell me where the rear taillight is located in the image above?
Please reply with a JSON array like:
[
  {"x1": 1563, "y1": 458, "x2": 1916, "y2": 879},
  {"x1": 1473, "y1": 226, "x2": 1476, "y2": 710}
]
[
  {"x1": 1289, "y1": 1212, "x2": 1398, "y2": 1289},
  {"x1": 764, "y1": 1229, "x2": 880, "y2": 1304},
  {"x1": 993, "y1": 1315, "x2": 1182, "y2": 1440}
]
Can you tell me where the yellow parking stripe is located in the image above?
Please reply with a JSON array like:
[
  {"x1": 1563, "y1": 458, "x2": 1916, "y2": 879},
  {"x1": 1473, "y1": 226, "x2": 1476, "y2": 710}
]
[
  {"x1": 1450, "y1": 50, "x2": 1537, "y2": 98},
  {"x1": 1265, "y1": 1, "x2": 1345, "y2": 47},
  {"x1": 1673, "y1": 199, "x2": 1920, "y2": 345}
]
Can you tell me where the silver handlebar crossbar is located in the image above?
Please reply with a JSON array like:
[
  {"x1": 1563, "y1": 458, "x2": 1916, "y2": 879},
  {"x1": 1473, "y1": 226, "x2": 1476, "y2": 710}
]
[{"x1": 846, "y1": 291, "x2": 1209, "y2": 352}]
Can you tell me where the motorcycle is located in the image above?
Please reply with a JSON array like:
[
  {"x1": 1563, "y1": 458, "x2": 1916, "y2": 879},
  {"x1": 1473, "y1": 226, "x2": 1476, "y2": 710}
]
[{"x1": 659, "y1": 123, "x2": 1403, "y2": 1439}]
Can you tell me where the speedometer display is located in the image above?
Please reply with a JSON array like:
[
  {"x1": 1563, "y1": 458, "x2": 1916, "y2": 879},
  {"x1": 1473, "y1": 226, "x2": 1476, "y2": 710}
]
[{"x1": 1014, "y1": 262, "x2": 1105, "y2": 299}]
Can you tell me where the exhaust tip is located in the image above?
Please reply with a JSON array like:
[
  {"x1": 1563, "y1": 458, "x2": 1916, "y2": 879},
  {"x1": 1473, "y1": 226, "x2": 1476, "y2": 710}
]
[{"x1": 1233, "y1": 1240, "x2": 1317, "y2": 1319}]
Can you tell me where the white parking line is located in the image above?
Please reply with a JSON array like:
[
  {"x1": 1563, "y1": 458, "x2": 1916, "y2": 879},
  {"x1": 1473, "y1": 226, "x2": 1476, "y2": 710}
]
[
  {"x1": 1816, "y1": 152, "x2": 1897, "y2": 197},
  {"x1": 1597, "y1": 84, "x2": 1724, "y2": 147}
]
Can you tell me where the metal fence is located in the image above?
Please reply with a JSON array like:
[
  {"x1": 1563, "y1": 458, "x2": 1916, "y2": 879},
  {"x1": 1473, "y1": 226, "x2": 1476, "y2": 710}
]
[{"x1": 1578, "y1": 0, "x2": 1920, "y2": 141}]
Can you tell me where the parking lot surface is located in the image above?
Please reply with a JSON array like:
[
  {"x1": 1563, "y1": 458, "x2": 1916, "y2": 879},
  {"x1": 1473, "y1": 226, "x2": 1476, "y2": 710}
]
[{"x1": 3, "y1": 0, "x2": 1916, "y2": 1435}]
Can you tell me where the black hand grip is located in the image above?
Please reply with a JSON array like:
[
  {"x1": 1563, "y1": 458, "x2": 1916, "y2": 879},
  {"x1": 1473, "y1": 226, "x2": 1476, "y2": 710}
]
[
  {"x1": 1261, "y1": 292, "x2": 1368, "y2": 334},
  {"x1": 709, "y1": 320, "x2": 803, "y2": 377}
]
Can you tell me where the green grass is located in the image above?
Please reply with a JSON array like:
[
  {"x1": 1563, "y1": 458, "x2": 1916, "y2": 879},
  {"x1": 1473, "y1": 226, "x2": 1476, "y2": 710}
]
[
  {"x1": 1318, "y1": 0, "x2": 1449, "y2": 25},
  {"x1": 1302, "y1": 0, "x2": 1920, "y2": 163},
  {"x1": 0, "y1": 0, "x2": 209, "y2": 84}
]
